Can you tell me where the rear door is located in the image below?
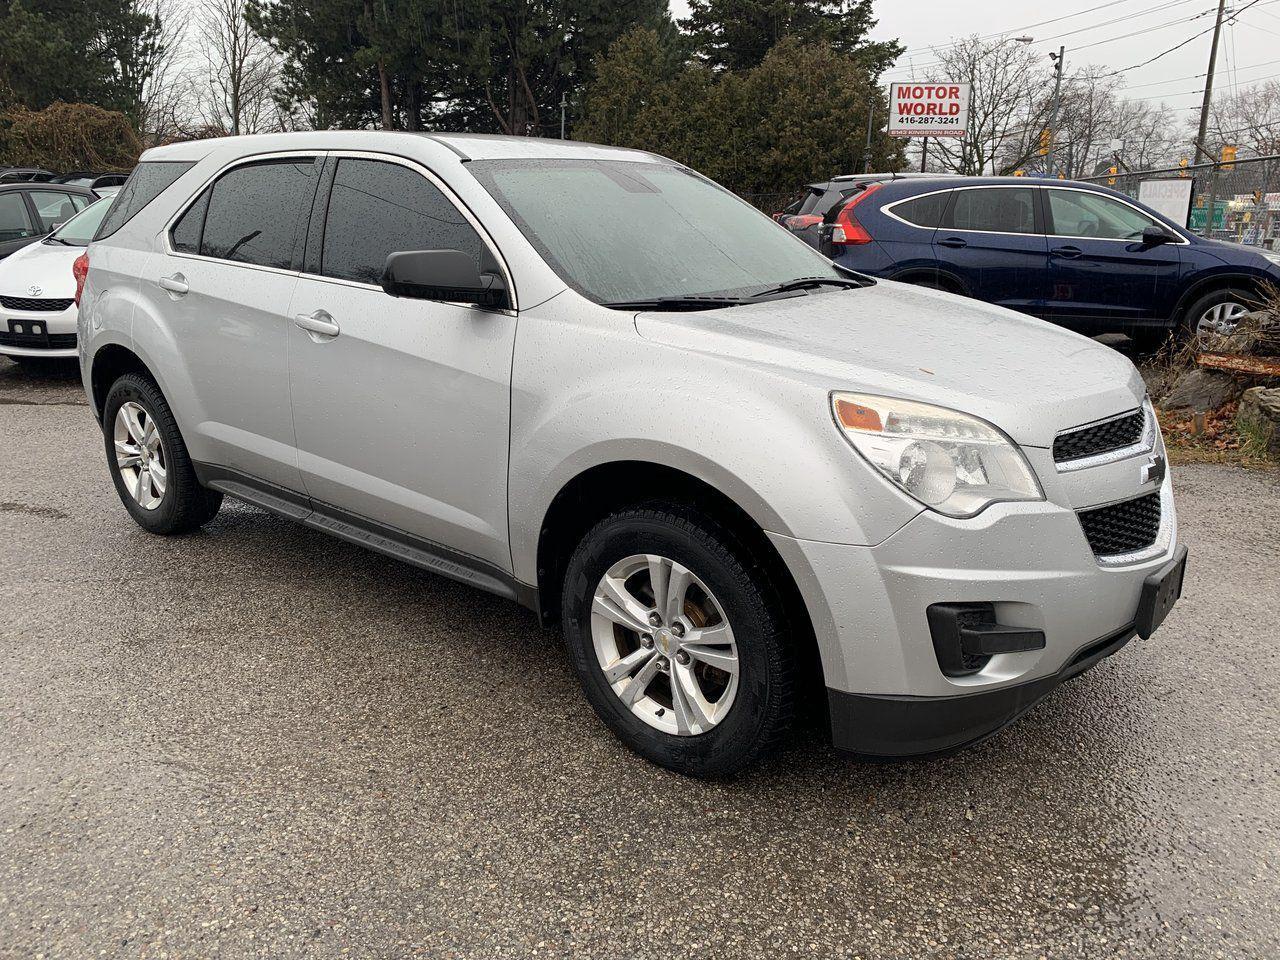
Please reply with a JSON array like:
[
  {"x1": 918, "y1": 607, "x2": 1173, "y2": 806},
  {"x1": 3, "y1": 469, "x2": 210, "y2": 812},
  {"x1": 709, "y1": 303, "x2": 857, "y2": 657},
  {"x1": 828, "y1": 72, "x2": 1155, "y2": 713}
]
[
  {"x1": 1041, "y1": 187, "x2": 1182, "y2": 330},
  {"x1": 150, "y1": 153, "x2": 320, "y2": 491},
  {"x1": 932, "y1": 186, "x2": 1048, "y2": 313},
  {"x1": 286, "y1": 154, "x2": 518, "y2": 572}
]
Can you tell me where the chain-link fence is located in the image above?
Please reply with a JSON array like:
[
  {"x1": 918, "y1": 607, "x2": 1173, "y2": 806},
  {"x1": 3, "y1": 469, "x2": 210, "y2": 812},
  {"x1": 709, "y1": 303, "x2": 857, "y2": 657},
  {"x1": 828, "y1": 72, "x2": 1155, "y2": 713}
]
[{"x1": 1080, "y1": 155, "x2": 1280, "y2": 250}]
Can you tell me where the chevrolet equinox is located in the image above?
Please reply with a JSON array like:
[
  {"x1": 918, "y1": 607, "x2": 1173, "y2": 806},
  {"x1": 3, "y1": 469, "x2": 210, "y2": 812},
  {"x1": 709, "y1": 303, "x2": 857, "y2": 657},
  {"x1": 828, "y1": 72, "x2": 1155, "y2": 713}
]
[{"x1": 78, "y1": 133, "x2": 1188, "y2": 777}]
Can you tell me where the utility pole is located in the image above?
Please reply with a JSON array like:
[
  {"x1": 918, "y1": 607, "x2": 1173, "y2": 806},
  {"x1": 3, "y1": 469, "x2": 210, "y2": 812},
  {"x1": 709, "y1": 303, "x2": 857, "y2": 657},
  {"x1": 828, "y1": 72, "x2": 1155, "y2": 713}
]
[
  {"x1": 863, "y1": 101, "x2": 876, "y2": 174},
  {"x1": 1045, "y1": 46, "x2": 1066, "y2": 176},
  {"x1": 1195, "y1": 0, "x2": 1229, "y2": 237},
  {"x1": 1195, "y1": 0, "x2": 1229, "y2": 162},
  {"x1": 560, "y1": 93, "x2": 567, "y2": 140}
]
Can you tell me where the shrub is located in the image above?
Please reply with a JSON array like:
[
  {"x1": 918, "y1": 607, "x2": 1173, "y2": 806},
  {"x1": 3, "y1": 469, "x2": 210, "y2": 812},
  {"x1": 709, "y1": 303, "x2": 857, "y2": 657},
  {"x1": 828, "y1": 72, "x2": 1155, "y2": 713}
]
[{"x1": 0, "y1": 102, "x2": 141, "y2": 172}]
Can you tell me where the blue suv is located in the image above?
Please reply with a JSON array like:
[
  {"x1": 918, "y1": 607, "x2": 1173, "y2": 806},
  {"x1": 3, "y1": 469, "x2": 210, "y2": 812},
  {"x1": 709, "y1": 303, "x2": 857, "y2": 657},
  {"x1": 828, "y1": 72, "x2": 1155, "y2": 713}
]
[{"x1": 783, "y1": 175, "x2": 1280, "y2": 347}]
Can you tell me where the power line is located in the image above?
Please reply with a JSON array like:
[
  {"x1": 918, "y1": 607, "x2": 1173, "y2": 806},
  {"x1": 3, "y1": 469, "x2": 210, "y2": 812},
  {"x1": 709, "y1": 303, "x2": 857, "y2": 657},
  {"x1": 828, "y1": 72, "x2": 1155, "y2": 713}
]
[
  {"x1": 1100, "y1": 0, "x2": 1266, "y2": 78},
  {"x1": 883, "y1": 0, "x2": 1209, "y2": 77}
]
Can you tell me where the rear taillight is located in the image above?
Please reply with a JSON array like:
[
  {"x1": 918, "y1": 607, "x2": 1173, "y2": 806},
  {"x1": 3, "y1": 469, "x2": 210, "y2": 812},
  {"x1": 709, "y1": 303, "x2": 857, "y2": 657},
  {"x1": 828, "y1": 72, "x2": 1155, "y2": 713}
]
[
  {"x1": 830, "y1": 183, "x2": 884, "y2": 245},
  {"x1": 783, "y1": 214, "x2": 823, "y2": 231},
  {"x1": 73, "y1": 252, "x2": 89, "y2": 306}
]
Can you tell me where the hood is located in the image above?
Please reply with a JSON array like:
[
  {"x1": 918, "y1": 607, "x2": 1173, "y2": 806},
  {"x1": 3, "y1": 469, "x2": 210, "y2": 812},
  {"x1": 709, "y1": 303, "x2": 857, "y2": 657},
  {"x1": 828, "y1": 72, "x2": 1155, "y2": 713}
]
[
  {"x1": 1194, "y1": 235, "x2": 1278, "y2": 270},
  {"x1": 634, "y1": 280, "x2": 1145, "y2": 448},
  {"x1": 0, "y1": 240, "x2": 81, "y2": 299}
]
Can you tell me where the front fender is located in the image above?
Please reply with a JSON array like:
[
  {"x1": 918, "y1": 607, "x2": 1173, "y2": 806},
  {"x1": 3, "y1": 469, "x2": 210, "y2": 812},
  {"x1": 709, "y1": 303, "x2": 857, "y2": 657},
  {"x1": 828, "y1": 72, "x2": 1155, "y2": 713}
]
[{"x1": 506, "y1": 300, "x2": 922, "y2": 585}]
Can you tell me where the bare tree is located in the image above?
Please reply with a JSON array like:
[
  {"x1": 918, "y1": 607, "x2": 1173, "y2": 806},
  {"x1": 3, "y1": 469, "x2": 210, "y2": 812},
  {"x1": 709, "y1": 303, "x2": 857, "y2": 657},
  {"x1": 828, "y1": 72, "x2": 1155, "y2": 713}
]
[
  {"x1": 135, "y1": 0, "x2": 193, "y2": 145},
  {"x1": 1207, "y1": 80, "x2": 1280, "y2": 157},
  {"x1": 197, "y1": 0, "x2": 282, "y2": 136},
  {"x1": 921, "y1": 35, "x2": 1052, "y2": 175}
]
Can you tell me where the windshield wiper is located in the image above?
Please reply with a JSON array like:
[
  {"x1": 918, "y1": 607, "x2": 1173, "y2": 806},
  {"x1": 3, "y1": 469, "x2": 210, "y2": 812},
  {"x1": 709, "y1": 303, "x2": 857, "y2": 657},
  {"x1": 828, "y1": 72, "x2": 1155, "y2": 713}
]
[
  {"x1": 750, "y1": 276, "x2": 870, "y2": 298},
  {"x1": 44, "y1": 236, "x2": 75, "y2": 246},
  {"x1": 603, "y1": 294, "x2": 749, "y2": 311}
]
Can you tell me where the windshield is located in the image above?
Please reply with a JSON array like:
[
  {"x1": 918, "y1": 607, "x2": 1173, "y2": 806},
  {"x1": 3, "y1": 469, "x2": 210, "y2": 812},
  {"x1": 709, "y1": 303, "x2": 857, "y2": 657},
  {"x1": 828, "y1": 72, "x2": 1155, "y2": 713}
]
[
  {"x1": 48, "y1": 196, "x2": 114, "y2": 247},
  {"x1": 469, "y1": 158, "x2": 844, "y2": 305}
]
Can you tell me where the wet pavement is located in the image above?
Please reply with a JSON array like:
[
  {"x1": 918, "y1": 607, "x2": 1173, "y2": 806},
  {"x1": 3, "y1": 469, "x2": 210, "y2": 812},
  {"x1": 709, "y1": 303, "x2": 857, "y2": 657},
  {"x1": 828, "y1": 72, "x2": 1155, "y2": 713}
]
[{"x1": 1, "y1": 356, "x2": 1277, "y2": 959}]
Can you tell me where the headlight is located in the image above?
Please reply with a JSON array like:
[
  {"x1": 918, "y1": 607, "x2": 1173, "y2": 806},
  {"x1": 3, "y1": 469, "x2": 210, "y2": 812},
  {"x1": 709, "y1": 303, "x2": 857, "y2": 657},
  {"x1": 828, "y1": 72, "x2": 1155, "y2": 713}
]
[
  {"x1": 831, "y1": 392, "x2": 1044, "y2": 518},
  {"x1": 1263, "y1": 251, "x2": 1280, "y2": 268}
]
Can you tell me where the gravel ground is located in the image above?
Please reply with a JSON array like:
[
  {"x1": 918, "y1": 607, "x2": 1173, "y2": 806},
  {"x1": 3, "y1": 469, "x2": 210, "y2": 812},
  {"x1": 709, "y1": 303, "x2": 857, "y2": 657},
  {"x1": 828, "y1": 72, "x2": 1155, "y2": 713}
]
[{"x1": 1, "y1": 356, "x2": 1277, "y2": 960}]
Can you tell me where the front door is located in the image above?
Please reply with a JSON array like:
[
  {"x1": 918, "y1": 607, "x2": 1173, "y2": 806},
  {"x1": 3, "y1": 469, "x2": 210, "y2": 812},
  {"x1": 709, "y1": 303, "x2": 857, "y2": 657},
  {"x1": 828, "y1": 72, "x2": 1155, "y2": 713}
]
[
  {"x1": 0, "y1": 192, "x2": 42, "y2": 260},
  {"x1": 1041, "y1": 187, "x2": 1183, "y2": 330},
  {"x1": 287, "y1": 155, "x2": 517, "y2": 572},
  {"x1": 932, "y1": 186, "x2": 1048, "y2": 314},
  {"x1": 148, "y1": 154, "x2": 321, "y2": 491}
]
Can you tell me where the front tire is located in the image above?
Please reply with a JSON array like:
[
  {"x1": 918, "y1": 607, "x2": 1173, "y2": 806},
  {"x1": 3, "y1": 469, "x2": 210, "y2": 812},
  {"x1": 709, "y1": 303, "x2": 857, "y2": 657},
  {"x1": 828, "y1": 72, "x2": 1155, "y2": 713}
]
[
  {"x1": 103, "y1": 373, "x2": 222, "y2": 534},
  {"x1": 561, "y1": 505, "x2": 796, "y2": 778},
  {"x1": 1181, "y1": 286, "x2": 1255, "y2": 340}
]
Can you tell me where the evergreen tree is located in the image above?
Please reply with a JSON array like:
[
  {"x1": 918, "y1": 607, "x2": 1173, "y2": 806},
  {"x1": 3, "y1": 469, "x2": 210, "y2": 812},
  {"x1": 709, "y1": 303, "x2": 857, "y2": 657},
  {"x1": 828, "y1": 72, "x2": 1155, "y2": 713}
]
[
  {"x1": 682, "y1": 0, "x2": 899, "y2": 73},
  {"x1": 0, "y1": 0, "x2": 165, "y2": 119}
]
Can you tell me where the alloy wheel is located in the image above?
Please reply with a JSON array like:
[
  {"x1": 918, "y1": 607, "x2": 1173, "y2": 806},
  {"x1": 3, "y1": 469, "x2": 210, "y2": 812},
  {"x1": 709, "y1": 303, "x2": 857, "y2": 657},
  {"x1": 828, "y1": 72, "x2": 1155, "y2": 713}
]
[
  {"x1": 590, "y1": 554, "x2": 739, "y2": 736},
  {"x1": 113, "y1": 401, "x2": 167, "y2": 510},
  {"x1": 1196, "y1": 300, "x2": 1248, "y2": 338}
]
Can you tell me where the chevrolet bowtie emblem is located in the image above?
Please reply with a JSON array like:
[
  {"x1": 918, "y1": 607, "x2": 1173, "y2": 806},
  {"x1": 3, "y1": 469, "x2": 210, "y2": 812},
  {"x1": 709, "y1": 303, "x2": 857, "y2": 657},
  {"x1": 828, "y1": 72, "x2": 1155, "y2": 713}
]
[{"x1": 1141, "y1": 454, "x2": 1166, "y2": 487}]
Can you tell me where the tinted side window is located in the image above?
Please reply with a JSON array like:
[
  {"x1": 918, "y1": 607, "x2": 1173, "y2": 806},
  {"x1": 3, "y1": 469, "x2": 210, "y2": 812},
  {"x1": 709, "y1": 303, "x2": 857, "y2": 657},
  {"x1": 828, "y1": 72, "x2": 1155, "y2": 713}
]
[
  {"x1": 95, "y1": 161, "x2": 195, "y2": 240},
  {"x1": 891, "y1": 191, "x2": 949, "y2": 228},
  {"x1": 0, "y1": 193, "x2": 37, "y2": 241},
  {"x1": 171, "y1": 188, "x2": 210, "y2": 254},
  {"x1": 321, "y1": 158, "x2": 485, "y2": 286},
  {"x1": 201, "y1": 158, "x2": 318, "y2": 269},
  {"x1": 945, "y1": 188, "x2": 1037, "y2": 235}
]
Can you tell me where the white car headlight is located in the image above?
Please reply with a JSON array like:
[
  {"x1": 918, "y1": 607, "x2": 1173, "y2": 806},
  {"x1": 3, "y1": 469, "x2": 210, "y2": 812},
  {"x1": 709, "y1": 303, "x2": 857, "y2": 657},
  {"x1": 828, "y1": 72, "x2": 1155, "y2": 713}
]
[{"x1": 831, "y1": 392, "x2": 1044, "y2": 518}]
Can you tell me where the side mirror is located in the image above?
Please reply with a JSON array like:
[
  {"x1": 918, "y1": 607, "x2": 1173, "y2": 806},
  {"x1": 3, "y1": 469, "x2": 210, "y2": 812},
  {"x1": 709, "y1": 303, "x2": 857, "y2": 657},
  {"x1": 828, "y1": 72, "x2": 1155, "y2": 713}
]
[
  {"x1": 381, "y1": 249, "x2": 509, "y2": 309},
  {"x1": 1142, "y1": 226, "x2": 1173, "y2": 247}
]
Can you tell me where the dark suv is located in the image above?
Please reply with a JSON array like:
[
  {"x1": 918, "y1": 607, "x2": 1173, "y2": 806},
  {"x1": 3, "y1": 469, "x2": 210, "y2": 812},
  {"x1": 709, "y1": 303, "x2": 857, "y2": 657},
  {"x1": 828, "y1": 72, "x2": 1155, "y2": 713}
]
[{"x1": 782, "y1": 174, "x2": 1280, "y2": 346}]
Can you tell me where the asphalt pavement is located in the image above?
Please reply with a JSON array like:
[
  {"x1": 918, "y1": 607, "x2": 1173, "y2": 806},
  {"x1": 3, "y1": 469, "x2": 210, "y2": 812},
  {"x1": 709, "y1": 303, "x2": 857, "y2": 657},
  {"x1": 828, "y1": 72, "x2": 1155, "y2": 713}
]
[{"x1": 1, "y1": 356, "x2": 1277, "y2": 959}]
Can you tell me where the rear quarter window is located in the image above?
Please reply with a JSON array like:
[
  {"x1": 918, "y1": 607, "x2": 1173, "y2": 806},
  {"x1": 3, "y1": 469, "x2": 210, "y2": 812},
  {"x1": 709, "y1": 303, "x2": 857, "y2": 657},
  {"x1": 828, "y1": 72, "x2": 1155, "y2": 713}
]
[
  {"x1": 95, "y1": 161, "x2": 195, "y2": 240},
  {"x1": 889, "y1": 191, "x2": 949, "y2": 228}
]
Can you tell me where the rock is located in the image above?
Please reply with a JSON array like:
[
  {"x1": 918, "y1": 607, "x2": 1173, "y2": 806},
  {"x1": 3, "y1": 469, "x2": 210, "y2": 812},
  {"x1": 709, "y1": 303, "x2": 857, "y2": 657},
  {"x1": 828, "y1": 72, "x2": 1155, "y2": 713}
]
[
  {"x1": 1161, "y1": 367, "x2": 1245, "y2": 413},
  {"x1": 1237, "y1": 386, "x2": 1280, "y2": 458}
]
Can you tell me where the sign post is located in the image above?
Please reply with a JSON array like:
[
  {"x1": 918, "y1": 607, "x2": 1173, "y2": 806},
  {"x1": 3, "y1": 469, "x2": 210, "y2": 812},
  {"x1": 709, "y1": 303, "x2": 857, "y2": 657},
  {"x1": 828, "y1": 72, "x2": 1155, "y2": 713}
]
[{"x1": 887, "y1": 82, "x2": 970, "y2": 172}]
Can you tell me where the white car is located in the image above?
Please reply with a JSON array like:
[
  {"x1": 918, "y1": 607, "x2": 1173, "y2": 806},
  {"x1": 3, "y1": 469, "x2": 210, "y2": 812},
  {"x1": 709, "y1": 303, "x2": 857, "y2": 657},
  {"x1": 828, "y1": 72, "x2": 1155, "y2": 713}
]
[{"x1": 0, "y1": 196, "x2": 113, "y2": 362}]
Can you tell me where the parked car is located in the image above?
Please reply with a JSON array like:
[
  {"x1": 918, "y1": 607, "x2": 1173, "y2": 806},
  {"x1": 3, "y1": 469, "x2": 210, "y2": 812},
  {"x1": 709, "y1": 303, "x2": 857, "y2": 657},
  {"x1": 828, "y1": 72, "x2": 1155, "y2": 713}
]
[
  {"x1": 0, "y1": 196, "x2": 114, "y2": 363},
  {"x1": 783, "y1": 174, "x2": 1280, "y2": 347},
  {"x1": 0, "y1": 167, "x2": 58, "y2": 184},
  {"x1": 54, "y1": 171, "x2": 131, "y2": 194},
  {"x1": 0, "y1": 182, "x2": 97, "y2": 261},
  {"x1": 78, "y1": 134, "x2": 1186, "y2": 777}
]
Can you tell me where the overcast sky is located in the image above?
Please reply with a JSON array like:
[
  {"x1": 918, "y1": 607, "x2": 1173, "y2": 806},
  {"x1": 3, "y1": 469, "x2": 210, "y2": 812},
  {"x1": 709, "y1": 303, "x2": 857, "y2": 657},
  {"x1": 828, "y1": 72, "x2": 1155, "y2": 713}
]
[{"x1": 668, "y1": 0, "x2": 1280, "y2": 122}]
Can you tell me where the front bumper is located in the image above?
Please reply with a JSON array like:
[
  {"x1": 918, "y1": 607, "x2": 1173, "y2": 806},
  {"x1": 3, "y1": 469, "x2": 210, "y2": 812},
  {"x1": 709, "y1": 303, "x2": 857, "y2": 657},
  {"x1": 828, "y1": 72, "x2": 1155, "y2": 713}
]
[
  {"x1": 0, "y1": 300, "x2": 78, "y2": 358},
  {"x1": 828, "y1": 621, "x2": 1137, "y2": 756},
  {"x1": 768, "y1": 469, "x2": 1183, "y2": 756}
]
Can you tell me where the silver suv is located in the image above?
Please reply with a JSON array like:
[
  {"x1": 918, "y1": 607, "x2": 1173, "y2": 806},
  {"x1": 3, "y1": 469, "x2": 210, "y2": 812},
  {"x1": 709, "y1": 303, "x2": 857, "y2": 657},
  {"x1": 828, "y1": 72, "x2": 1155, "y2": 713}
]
[{"x1": 78, "y1": 133, "x2": 1188, "y2": 777}]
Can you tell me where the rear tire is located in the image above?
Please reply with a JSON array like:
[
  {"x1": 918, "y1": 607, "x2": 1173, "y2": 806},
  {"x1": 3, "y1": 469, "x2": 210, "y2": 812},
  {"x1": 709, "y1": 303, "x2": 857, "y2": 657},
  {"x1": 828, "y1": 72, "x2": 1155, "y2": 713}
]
[
  {"x1": 560, "y1": 504, "x2": 796, "y2": 778},
  {"x1": 103, "y1": 373, "x2": 222, "y2": 535}
]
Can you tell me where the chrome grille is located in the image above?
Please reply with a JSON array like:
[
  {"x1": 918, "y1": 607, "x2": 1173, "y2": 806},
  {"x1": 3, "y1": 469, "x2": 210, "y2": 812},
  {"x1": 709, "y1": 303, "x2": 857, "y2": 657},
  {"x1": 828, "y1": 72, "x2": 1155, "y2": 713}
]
[{"x1": 1054, "y1": 409, "x2": 1145, "y2": 464}]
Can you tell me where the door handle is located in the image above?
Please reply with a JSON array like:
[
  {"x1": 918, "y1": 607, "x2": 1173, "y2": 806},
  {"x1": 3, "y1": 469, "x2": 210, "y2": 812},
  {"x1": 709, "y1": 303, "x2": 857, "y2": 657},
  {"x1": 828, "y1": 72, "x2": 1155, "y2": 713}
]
[
  {"x1": 937, "y1": 237, "x2": 968, "y2": 249},
  {"x1": 1051, "y1": 245, "x2": 1083, "y2": 259},
  {"x1": 294, "y1": 309, "x2": 340, "y2": 339},
  {"x1": 158, "y1": 273, "x2": 188, "y2": 295}
]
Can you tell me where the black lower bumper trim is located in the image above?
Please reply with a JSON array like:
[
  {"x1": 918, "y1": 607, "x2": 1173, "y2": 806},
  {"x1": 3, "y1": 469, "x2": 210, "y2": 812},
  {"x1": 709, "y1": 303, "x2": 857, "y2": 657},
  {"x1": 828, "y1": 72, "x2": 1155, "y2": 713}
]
[{"x1": 828, "y1": 623, "x2": 1136, "y2": 757}]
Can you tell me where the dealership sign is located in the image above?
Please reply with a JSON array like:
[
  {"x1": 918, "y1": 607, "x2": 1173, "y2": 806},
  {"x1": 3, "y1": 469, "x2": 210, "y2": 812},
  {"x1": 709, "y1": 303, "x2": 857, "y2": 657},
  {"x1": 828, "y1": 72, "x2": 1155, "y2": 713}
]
[{"x1": 887, "y1": 83, "x2": 970, "y2": 138}]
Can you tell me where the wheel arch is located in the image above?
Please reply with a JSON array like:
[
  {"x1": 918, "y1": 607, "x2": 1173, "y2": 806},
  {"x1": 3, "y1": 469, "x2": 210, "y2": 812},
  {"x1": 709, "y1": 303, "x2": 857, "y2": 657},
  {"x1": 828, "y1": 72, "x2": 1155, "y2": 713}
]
[
  {"x1": 1172, "y1": 271, "x2": 1270, "y2": 325},
  {"x1": 89, "y1": 341, "x2": 156, "y2": 423},
  {"x1": 890, "y1": 267, "x2": 968, "y2": 295},
  {"x1": 534, "y1": 459, "x2": 826, "y2": 710}
]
